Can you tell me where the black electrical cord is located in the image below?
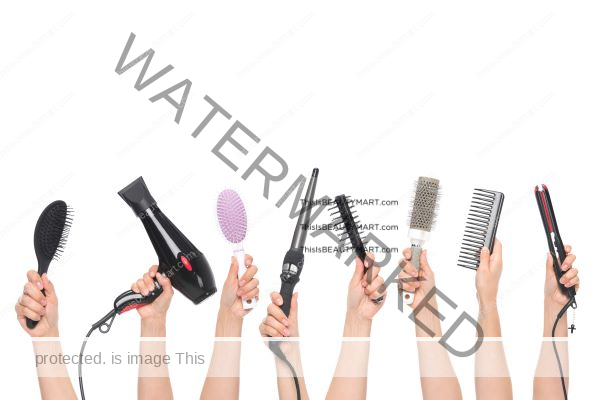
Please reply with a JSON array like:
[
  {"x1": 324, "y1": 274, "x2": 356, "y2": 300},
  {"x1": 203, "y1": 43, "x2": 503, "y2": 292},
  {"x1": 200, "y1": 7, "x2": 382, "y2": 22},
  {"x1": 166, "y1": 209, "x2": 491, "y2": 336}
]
[
  {"x1": 269, "y1": 342, "x2": 301, "y2": 400},
  {"x1": 551, "y1": 298, "x2": 575, "y2": 400},
  {"x1": 78, "y1": 309, "x2": 117, "y2": 400}
]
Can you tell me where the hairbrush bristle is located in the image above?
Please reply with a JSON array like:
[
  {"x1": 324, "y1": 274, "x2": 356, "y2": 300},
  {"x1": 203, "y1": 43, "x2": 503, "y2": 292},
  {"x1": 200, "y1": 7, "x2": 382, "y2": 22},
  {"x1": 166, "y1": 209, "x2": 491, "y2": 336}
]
[
  {"x1": 329, "y1": 194, "x2": 366, "y2": 259},
  {"x1": 408, "y1": 177, "x2": 440, "y2": 232},
  {"x1": 34, "y1": 200, "x2": 73, "y2": 270},
  {"x1": 217, "y1": 189, "x2": 248, "y2": 244},
  {"x1": 458, "y1": 189, "x2": 504, "y2": 270}
]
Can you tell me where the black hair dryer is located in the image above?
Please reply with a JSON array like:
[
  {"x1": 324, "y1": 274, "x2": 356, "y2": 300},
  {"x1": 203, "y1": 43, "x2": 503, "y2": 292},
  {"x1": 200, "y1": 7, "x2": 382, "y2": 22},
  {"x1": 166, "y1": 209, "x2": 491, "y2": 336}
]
[{"x1": 119, "y1": 176, "x2": 217, "y2": 305}]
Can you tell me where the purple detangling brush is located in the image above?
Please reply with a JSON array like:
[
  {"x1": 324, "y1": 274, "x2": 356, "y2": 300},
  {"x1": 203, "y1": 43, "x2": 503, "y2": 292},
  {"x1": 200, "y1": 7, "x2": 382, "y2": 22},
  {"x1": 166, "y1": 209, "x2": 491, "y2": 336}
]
[{"x1": 217, "y1": 189, "x2": 256, "y2": 309}]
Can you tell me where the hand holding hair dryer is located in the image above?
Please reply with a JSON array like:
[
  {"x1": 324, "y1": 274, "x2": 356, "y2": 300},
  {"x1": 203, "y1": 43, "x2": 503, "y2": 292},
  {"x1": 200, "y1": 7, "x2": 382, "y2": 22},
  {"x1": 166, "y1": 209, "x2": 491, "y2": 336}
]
[{"x1": 118, "y1": 176, "x2": 217, "y2": 305}]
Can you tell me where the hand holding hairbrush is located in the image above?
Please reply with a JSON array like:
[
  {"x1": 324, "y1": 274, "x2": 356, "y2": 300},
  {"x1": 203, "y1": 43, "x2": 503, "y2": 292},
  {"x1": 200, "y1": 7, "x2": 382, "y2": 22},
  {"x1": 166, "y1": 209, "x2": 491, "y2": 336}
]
[
  {"x1": 403, "y1": 177, "x2": 440, "y2": 305},
  {"x1": 26, "y1": 200, "x2": 73, "y2": 329},
  {"x1": 217, "y1": 189, "x2": 256, "y2": 309},
  {"x1": 330, "y1": 194, "x2": 384, "y2": 305}
]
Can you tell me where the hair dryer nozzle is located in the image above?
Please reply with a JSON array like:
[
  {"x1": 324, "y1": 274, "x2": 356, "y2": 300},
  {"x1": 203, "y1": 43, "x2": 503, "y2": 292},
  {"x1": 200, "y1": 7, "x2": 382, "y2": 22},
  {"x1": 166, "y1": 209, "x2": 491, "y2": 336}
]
[{"x1": 118, "y1": 177, "x2": 157, "y2": 216}]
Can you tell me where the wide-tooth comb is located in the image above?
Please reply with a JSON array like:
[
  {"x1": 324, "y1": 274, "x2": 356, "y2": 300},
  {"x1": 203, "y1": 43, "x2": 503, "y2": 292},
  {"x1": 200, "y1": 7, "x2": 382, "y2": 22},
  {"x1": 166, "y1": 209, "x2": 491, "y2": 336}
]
[
  {"x1": 329, "y1": 194, "x2": 367, "y2": 260},
  {"x1": 458, "y1": 189, "x2": 504, "y2": 270}
]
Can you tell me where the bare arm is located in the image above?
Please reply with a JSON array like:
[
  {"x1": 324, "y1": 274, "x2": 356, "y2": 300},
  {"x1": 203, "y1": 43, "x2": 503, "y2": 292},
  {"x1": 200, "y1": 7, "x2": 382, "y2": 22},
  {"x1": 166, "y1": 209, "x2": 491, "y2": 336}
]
[
  {"x1": 400, "y1": 249, "x2": 462, "y2": 400},
  {"x1": 16, "y1": 271, "x2": 77, "y2": 400},
  {"x1": 133, "y1": 266, "x2": 174, "y2": 400},
  {"x1": 533, "y1": 247, "x2": 579, "y2": 400},
  {"x1": 475, "y1": 242, "x2": 512, "y2": 400},
  {"x1": 326, "y1": 254, "x2": 386, "y2": 400},
  {"x1": 201, "y1": 255, "x2": 260, "y2": 400}
]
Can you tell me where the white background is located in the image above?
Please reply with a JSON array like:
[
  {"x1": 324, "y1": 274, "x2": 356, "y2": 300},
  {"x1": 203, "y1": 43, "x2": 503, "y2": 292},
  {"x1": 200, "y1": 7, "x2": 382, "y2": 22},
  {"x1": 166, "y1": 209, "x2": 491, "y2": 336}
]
[{"x1": 1, "y1": 1, "x2": 599, "y2": 399}]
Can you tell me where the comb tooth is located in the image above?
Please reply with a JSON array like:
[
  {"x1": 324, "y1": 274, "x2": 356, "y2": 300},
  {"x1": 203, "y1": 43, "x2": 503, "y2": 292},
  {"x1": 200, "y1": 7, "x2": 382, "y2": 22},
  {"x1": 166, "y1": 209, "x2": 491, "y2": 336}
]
[
  {"x1": 466, "y1": 219, "x2": 488, "y2": 228},
  {"x1": 468, "y1": 213, "x2": 490, "y2": 221}
]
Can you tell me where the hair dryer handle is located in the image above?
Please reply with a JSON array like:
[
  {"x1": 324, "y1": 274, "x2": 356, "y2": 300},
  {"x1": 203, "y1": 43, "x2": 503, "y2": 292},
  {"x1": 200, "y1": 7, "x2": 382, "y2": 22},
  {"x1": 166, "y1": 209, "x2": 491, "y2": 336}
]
[
  {"x1": 114, "y1": 279, "x2": 163, "y2": 314},
  {"x1": 26, "y1": 289, "x2": 46, "y2": 329}
]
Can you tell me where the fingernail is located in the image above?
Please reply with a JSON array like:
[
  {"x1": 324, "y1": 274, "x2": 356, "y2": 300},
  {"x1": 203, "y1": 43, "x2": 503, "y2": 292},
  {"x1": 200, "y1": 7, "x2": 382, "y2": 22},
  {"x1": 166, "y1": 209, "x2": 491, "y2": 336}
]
[
  {"x1": 36, "y1": 281, "x2": 43, "y2": 290},
  {"x1": 283, "y1": 318, "x2": 289, "y2": 326},
  {"x1": 411, "y1": 271, "x2": 418, "y2": 277},
  {"x1": 237, "y1": 290, "x2": 243, "y2": 296},
  {"x1": 277, "y1": 299, "x2": 283, "y2": 306},
  {"x1": 148, "y1": 285, "x2": 154, "y2": 292},
  {"x1": 284, "y1": 328, "x2": 290, "y2": 336},
  {"x1": 560, "y1": 277, "x2": 565, "y2": 284},
  {"x1": 41, "y1": 298, "x2": 47, "y2": 306},
  {"x1": 40, "y1": 308, "x2": 45, "y2": 315},
  {"x1": 361, "y1": 281, "x2": 367, "y2": 288},
  {"x1": 561, "y1": 264, "x2": 568, "y2": 271},
  {"x1": 239, "y1": 280, "x2": 246, "y2": 286}
]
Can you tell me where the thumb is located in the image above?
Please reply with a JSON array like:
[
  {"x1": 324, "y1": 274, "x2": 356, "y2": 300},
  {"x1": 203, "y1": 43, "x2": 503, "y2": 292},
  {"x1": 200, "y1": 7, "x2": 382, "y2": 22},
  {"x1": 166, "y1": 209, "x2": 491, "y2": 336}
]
[
  {"x1": 228, "y1": 256, "x2": 239, "y2": 280},
  {"x1": 546, "y1": 253, "x2": 554, "y2": 276},
  {"x1": 41, "y1": 274, "x2": 56, "y2": 301},
  {"x1": 479, "y1": 247, "x2": 491, "y2": 271},
  {"x1": 156, "y1": 272, "x2": 173, "y2": 293},
  {"x1": 352, "y1": 257, "x2": 365, "y2": 282},
  {"x1": 289, "y1": 292, "x2": 299, "y2": 327},
  {"x1": 420, "y1": 249, "x2": 430, "y2": 273}
]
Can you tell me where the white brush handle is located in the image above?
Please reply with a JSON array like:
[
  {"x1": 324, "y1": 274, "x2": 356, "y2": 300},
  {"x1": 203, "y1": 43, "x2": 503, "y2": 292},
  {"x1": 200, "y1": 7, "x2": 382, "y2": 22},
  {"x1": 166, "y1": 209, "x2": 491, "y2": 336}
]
[
  {"x1": 234, "y1": 245, "x2": 256, "y2": 310},
  {"x1": 402, "y1": 245, "x2": 422, "y2": 306}
]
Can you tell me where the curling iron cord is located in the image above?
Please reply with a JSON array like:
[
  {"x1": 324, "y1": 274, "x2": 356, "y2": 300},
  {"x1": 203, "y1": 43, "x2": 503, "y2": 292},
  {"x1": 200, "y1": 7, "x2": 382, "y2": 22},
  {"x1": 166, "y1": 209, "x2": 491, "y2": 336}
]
[
  {"x1": 269, "y1": 342, "x2": 301, "y2": 400},
  {"x1": 78, "y1": 309, "x2": 118, "y2": 400},
  {"x1": 551, "y1": 297, "x2": 576, "y2": 400}
]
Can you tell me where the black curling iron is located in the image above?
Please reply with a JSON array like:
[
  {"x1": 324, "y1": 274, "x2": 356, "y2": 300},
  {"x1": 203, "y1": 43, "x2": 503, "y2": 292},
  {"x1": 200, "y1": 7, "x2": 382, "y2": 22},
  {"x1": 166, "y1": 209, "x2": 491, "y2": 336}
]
[
  {"x1": 269, "y1": 168, "x2": 319, "y2": 400},
  {"x1": 534, "y1": 184, "x2": 577, "y2": 400}
]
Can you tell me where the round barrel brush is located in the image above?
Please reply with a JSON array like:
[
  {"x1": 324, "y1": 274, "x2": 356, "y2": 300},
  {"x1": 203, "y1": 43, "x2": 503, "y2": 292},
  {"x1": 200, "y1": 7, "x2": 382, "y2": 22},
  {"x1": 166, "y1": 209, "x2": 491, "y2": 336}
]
[
  {"x1": 217, "y1": 189, "x2": 256, "y2": 309},
  {"x1": 27, "y1": 200, "x2": 73, "y2": 329},
  {"x1": 403, "y1": 177, "x2": 440, "y2": 305}
]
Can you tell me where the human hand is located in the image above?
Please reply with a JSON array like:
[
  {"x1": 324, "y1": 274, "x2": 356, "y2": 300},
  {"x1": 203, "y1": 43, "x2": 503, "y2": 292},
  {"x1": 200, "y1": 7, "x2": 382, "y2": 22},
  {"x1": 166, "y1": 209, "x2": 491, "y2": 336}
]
[
  {"x1": 347, "y1": 253, "x2": 386, "y2": 320},
  {"x1": 131, "y1": 265, "x2": 174, "y2": 321},
  {"x1": 398, "y1": 248, "x2": 435, "y2": 310},
  {"x1": 15, "y1": 271, "x2": 59, "y2": 337},
  {"x1": 545, "y1": 244, "x2": 579, "y2": 307},
  {"x1": 476, "y1": 240, "x2": 503, "y2": 307},
  {"x1": 259, "y1": 291, "x2": 299, "y2": 353},
  {"x1": 220, "y1": 254, "x2": 259, "y2": 319}
]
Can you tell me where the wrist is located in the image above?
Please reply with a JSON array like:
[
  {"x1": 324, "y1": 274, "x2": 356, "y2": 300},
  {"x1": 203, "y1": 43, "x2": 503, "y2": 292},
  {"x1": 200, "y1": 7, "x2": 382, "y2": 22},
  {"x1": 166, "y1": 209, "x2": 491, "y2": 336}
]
[
  {"x1": 216, "y1": 307, "x2": 243, "y2": 337},
  {"x1": 40, "y1": 327, "x2": 60, "y2": 338},
  {"x1": 344, "y1": 310, "x2": 372, "y2": 337},
  {"x1": 141, "y1": 316, "x2": 167, "y2": 337}
]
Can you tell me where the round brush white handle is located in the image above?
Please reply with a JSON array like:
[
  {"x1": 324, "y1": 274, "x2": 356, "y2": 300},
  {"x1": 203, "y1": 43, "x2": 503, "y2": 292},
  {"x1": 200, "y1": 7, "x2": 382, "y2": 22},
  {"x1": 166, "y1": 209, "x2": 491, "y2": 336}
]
[
  {"x1": 234, "y1": 246, "x2": 256, "y2": 310},
  {"x1": 402, "y1": 245, "x2": 422, "y2": 306}
]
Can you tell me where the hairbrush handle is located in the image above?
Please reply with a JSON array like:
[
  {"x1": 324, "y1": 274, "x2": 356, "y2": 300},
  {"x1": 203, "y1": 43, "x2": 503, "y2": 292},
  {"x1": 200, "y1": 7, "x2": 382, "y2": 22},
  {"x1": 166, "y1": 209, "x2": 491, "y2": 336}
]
[
  {"x1": 234, "y1": 247, "x2": 256, "y2": 309},
  {"x1": 402, "y1": 245, "x2": 422, "y2": 305},
  {"x1": 279, "y1": 249, "x2": 304, "y2": 316}
]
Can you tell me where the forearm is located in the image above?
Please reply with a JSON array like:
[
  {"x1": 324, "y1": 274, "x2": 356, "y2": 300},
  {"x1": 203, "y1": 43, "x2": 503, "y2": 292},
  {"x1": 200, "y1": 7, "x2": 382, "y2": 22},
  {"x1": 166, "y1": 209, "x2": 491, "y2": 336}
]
[
  {"x1": 275, "y1": 344, "x2": 309, "y2": 400},
  {"x1": 415, "y1": 303, "x2": 462, "y2": 400},
  {"x1": 326, "y1": 312, "x2": 372, "y2": 400},
  {"x1": 475, "y1": 301, "x2": 512, "y2": 400},
  {"x1": 200, "y1": 308, "x2": 243, "y2": 400},
  {"x1": 533, "y1": 301, "x2": 569, "y2": 400},
  {"x1": 33, "y1": 331, "x2": 77, "y2": 400},
  {"x1": 138, "y1": 317, "x2": 173, "y2": 400}
]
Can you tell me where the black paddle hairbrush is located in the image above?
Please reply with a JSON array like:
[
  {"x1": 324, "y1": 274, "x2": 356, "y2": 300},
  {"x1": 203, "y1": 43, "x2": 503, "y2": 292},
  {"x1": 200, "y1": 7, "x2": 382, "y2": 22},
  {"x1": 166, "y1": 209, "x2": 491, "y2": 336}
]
[{"x1": 27, "y1": 200, "x2": 73, "y2": 329}]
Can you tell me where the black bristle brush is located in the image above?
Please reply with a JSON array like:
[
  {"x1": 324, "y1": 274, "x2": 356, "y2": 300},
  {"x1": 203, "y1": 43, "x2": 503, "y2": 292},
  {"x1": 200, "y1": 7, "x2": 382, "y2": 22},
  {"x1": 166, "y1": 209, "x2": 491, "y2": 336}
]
[
  {"x1": 26, "y1": 200, "x2": 73, "y2": 329},
  {"x1": 330, "y1": 195, "x2": 383, "y2": 304},
  {"x1": 331, "y1": 194, "x2": 367, "y2": 260}
]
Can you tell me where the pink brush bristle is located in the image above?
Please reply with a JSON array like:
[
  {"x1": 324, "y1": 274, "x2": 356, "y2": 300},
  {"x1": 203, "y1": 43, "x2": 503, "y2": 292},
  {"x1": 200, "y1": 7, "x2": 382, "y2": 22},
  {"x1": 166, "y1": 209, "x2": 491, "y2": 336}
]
[{"x1": 217, "y1": 189, "x2": 247, "y2": 243}]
